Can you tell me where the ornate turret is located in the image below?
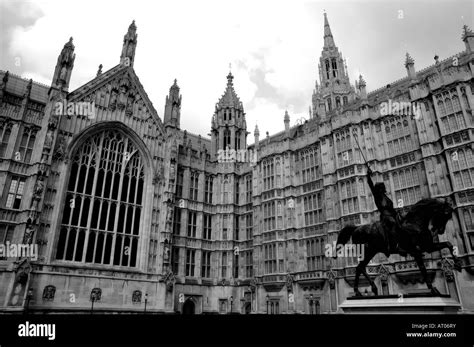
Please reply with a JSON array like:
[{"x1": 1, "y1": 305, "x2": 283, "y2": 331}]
[
  {"x1": 217, "y1": 72, "x2": 244, "y2": 110},
  {"x1": 164, "y1": 79, "x2": 182, "y2": 129},
  {"x1": 462, "y1": 25, "x2": 474, "y2": 52},
  {"x1": 120, "y1": 20, "x2": 137, "y2": 67},
  {"x1": 210, "y1": 72, "x2": 247, "y2": 160},
  {"x1": 405, "y1": 53, "x2": 416, "y2": 79},
  {"x1": 51, "y1": 37, "x2": 75, "y2": 90}
]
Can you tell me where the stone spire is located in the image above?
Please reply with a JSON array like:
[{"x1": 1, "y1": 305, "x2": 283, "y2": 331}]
[
  {"x1": 217, "y1": 72, "x2": 243, "y2": 110},
  {"x1": 254, "y1": 124, "x2": 260, "y2": 149},
  {"x1": 120, "y1": 20, "x2": 138, "y2": 67},
  {"x1": 358, "y1": 74, "x2": 367, "y2": 100},
  {"x1": 284, "y1": 110, "x2": 290, "y2": 133},
  {"x1": 405, "y1": 53, "x2": 416, "y2": 79},
  {"x1": 323, "y1": 12, "x2": 335, "y2": 49}
]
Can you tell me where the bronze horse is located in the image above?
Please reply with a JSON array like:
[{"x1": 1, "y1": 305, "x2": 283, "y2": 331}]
[{"x1": 335, "y1": 198, "x2": 462, "y2": 296}]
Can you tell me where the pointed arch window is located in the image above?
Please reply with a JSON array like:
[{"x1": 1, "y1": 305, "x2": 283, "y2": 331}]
[
  {"x1": 331, "y1": 58, "x2": 338, "y2": 78},
  {"x1": 223, "y1": 178, "x2": 229, "y2": 204},
  {"x1": 56, "y1": 130, "x2": 145, "y2": 267},
  {"x1": 0, "y1": 123, "x2": 12, "y2": 158},
  {"x1": 325, "y1": 60, "x2": 330, "y2": 79},
  {"x1": 224, "y1": 129, "x2": 231, "y2": 149},
  {"x1": 18, "y1": 128, "x2": 36, "y2": 163}
]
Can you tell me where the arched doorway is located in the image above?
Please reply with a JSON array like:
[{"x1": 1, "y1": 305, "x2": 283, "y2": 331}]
[{"x1": 182, "y1": 299, "x2": 195, "y2": 315}]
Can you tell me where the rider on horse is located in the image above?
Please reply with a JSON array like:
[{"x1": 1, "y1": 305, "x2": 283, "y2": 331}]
[{"x1": 366, "y1": 165, "x2": 402, "y2": 254}]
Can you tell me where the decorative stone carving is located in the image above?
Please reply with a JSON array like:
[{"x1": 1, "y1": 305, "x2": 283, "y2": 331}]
[
  {"x1": 169, "y1": 160, "x2": 176, "y2": 180},
  {"x1": 163, "y1": 240, "x2": 170, "y2": 262},
  {"x1": 53, "y1": 135, "x2": 67, "y2": 162},
  {"x1": 125, "y1": 93, "x2": 135, "y2": 116},
  {"x1": 166, "y1": 200, "x2": 174, "y2": 226},
  {"x1": 132, "y1": 290, "x2": 142, "y2": 303},
  {"x1": 22, "y1": 224, "x2": 35, "y2": 245},
  {"x1": 42, "y1": 285, "x2": 56, "y2": 301},
  {"x1": 31, "y1": 177, "x2": 44, "y2": 209},
  {"x1": 36, "y1": 239, "x2": 48, "y2": 246},
  {"x1": 286, "y1": 274, "x2": 294, "y2": 292},
  {"x1": 13, "y1": 259, "x2": 31, "y2": 285},
  {"x1": 249, "y1": 277, "x2": 257, "y2": 293},
  {"x1": 153, "y1": 165, "x2": 164, "y2": 185},
  {"x1": 109, "y1": 89, "x2": 117, "y2": 110},
  {"x1": 118, "y1": 86, "x2": 127, "y2": 110},
  {"x1": 90, "y1": 288, "x2": 102, "y2": 301},
  {"x1": 378, "y1": 264, "x2": 390, "y2": 282},
  {"x1": 440, "y1": 258, "x2": 455, "y2": 282},
  {"x1": 327, "y1": 269, "x2": 336, "y2": 289},
  {"x1": 44, "y1": 128, "x2": 54, "y2": 149},
  {"x1": 161, "y1": 271, "x2": 175, "y2": 292}
]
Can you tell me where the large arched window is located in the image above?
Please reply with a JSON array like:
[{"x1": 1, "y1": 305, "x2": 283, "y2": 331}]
[{"x1": 56, "y1": 130, "x2": 144, "y2": 267}]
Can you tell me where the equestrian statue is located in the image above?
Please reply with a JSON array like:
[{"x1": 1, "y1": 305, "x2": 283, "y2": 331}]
[{"x1": 334, "y1": 132, "x2": 462, "y2": 297}]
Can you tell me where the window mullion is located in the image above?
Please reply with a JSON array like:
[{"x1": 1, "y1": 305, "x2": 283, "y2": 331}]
[
  {"x1": 82, "y1": 136, "x2": 103, "y2": 262},
  {"x1": 102, "y1": 202, "x2": 112, "y2": 264},
  {"x1": 94, "y1": 137, "x2": 115, "y2": 263},
  {"x1": 72, "y1": 195, "x2": 85, "y2": 260},
  {"x1": 110, "y1": 140, "x2": 127, "y2": 266}
]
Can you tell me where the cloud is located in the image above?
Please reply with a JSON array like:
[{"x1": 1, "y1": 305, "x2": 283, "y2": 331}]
[
  {"x1": 0, "y1": 0, "x2": 472, "y2": 141},
  {"x1": 0, "y1": 0, "x2": 44, "y2": 75}
]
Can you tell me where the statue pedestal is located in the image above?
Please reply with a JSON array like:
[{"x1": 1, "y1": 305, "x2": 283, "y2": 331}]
[{"x1": 339, "y1": 293, "x2": 461, "y2": 313}]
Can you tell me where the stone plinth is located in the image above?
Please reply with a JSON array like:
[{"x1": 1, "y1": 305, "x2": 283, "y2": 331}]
[{"x1": 339, "y1": 293, "x2": 461, "y2": 313}]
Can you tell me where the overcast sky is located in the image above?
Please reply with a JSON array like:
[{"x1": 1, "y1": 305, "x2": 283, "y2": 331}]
[{"x1": 0, "y1": 0, "x2": 472, "y2": 138}]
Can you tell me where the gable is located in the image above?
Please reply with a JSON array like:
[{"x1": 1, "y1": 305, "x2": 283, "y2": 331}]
[{"x1": 66, "y1": 65, "x2": 165, "y2": 138}]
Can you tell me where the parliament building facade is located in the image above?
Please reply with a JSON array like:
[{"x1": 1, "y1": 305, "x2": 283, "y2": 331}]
[{"x1": 1, "y1": 14, "x2": 474, "y2": 314}]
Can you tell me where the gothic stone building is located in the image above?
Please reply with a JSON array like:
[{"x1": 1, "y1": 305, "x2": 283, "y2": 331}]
[{"x1": 1, "y1": 15, "x2": 474, "y2": 314}]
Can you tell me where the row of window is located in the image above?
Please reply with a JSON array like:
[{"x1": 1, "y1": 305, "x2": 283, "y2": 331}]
[
  {"x1": 304, "y1": 193, "x2": 324, "y2": 226},
  {"x1": 172, "y1": 249, "x2": 253, "y2": 278},
  {"x1": 176, "y1": 170, "x2": 254, "y2": 205},
  {"x1": 306, "y1": 238, "x2": 325, "y2": 271},
  {"x1": 173, "y1": 211, "x2": 253, "y2": 240},
  {"x1": 335, "y1": 130, "x2": 352, "y2": 152},
  {"x1": 326, "y1": 95, "x2": 349, "y2": 112},
  {"x1": 449, "y1": 148, "x2": 474, "y2": 190},
  {"x1": 0, "y1": 124, "x2": 36, "y2": 163},
  {"x1": 324, "y1": 58, "x2": 339, "y2": 80},
  {"x1": 300, "y1": 148, "x2": 321, "y2": 184}
]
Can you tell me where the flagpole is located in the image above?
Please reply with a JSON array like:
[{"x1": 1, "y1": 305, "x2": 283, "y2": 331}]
[{"x1": 352, "y1": 130, "x2": 369, "y2": 168}]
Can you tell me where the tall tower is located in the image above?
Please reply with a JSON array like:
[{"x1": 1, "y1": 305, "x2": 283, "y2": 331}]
[
  {"x1": 120, "y1": 20, "x2": 138, "y2": 67},
  {"x1": 312, "y1": 13, "x2": 355, "y2": 122},
  {"x1": 164, "y1": 79, "x2": 182, "y2": 129},
  {"x1": 210, "y1": 72, "x2": 247, "y2": 159}
]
